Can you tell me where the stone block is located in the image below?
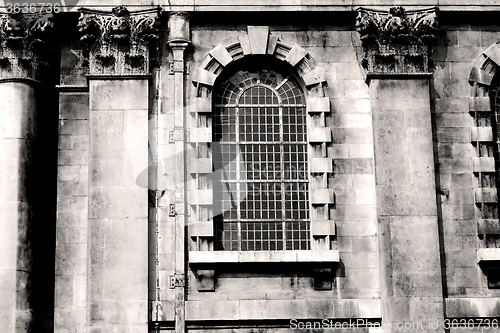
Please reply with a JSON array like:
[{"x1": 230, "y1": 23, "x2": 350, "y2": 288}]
[
  {"x1": 458, "y1": 31, "x2": 481, "y2": 47},
  {"x1": 446, "y1": 298, "x2": 500, "y2": 318},
  {"x1": 189, "y1": 158, "x2": 212, "y2": 174},
  {"x1": 474, "y1": 188, "x2": 497, "y2": 203},
  {"x1": 185, "y1": 300, "x2": 239, "y2": 320},
  {"x1": 348, "y1": 143, "x2": 373, "y2": 158},
  {"x1": 90, "y1": 79, "x2": 148, "y2": 110},
  {"x1": 209, "y1": 44, "x2": 233, "y2": 66},
  {"x1": 89, "y1": 187, "x2": 147, "y2": 219},
  {"x1": 333, "y1": 158, "x2": 373, "y2": 174},
  {"x1": 302, "y1": 67, "x2": 327, "y2": 86},
  {"x1": 59, "y1": 93, "x2": 89, "y2": 120},
  {"x1": 438, "y1": 158, "x2": 472, "y2": 174},
  {"x1": 238, "y1": 35, "x2": 251, "y2": 55},
  {"x1": 477, "y1": 219, "x2": 500, "y2": 235},
  {"x1": 336, "y1": 220, "x2": 377, "y2": 237},
  {"x1": 0, "y1": 139, "x2": 31, "y2": 201},
  {"x1": 468, "y1": 97, "x2": 490, "y2": 112},
  {"x1": 101, "y1": 218, "x2": 148, "y2": 299},
  {"x1": 89, "y1": 157, "x2": 135, "y2": 187},
  {"x1": 57, "y1": 180, "x2": 88, "y2": 196},
  {"x1": 60, "y1": 120, "x2": 89, "y2": 135},
  {"x1": 408, "y1": 129, "x2": 435, "y2": 185},
  {"x1": 311, "y1": 188, "x2": 335, "y2": 204},
  {"x1": 189, "y1": 189, "x2": 213, "y2": 205},
  {"x1": 477, "y1": 248, "x2": 500, "y2": 264},
  {"x1": 472, "y1": 157, "x2": 495, "y2": 172},
  {"x1": 311, "y1": 220, "x2": 336, "y2": 236},
  {"x1": 285, "y1": 44, "x2": 307, "y2": 66},
  {"x1": 344, "y1": 80, "x2": 369, "y2": 99},
  {"x1": 54, "y1": 308, "x2": 86, "y2": 332},
  {"x1": 435, "y1": 98, "x2": 468, "y2": 113},
  {"x1": 306, "y1": 97, "x2": 330, "y2": 113},
  {"x1": 450, "y1": 62, "x2": 475, "y2": 79},
  {"x1": 0, "y1": 202, "x2": 26, "y2": 270},
  {"x1": 57, "y1": 196, "x2": 88, "y2": 212},
  {"x1": 331, "y1": 114, "x2": 371, "y2": 128},
  {"x1": 310, "y1": 158, "x2": 332, "y2": 173},
  {"x1": 308, "y1": 127, "x2": 331, "y2": 142},
  {"x1": 313, "y1": 268, "x2": 332, "y2": 290},
  {"x1": 330, "y1": 98, "x2": 370, "y2": 114},
  {"x1": 0, "y1": 82, "x2": 36, "y2": 140},
  {"x1": 306, "y1": 299, "x2": 334, "y2": 318},
  {"x1": 355, "y1": 189, "x2": 375, "y2": 205},
  {"x1": 247, "y1": 26, "x2": 269, "y2": 55},
  {"x1": 194, "y1": 97, "x2": 212, "y2": 113},
  {"x1": 377, "y1": 185, "x2": 437, "y2": 216},
  {"x1": 190, "y1": 127, "x2": 212, "y2": 142},
  {"x1": 436, "y1": 113, "x2": 473, "y2": 128},
  {"x1": 58, "y1": 149, "x2": 89, "y2": 166},
  {"x1": 189, "y1": 220, "x2": 214, "y2": 237},
  {"x1": 55, "y1": 276, "x2": 74, "y2": 307},
  {"x1": 333, "y1": 299, "x2": 381, "y2": 318},
  {"x1": 470, "y1": 127, "x2": 493, "y2": 141},
  {"x1": 56, "y1": 211, "x2": 87, "y2": 227},
  {"x1": 196, "y1": 269, "x2": 215, "y2": 292},
  {"x1": 437, "y1": 128, "x2": 471, "y2": 143}
]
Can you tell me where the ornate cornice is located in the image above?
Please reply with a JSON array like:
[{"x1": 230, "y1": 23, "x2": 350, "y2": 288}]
[
  {"x1": 0, "y1": 13, "x2": 54, "y2": 81},
  {"x1": 355, "y1": 6, "x2": 438, "y2": 75},
  {"x1": 78, "y1": 6, "x2": 160, "y2": 75}
]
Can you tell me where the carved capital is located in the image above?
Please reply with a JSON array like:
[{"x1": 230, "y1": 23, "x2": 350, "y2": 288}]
[
  {"x1": 78, "y1": 6, "x2": 160, "y2": 75},
  {"x1": 355, "y1": 6, "x2": 438, "y2": 75},
  {"x1": 0, "y1": 13, "x2": 55, "y2": 81}
]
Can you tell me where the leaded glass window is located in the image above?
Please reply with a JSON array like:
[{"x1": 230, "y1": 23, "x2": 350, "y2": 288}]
[{"x1": 213, "y1": 69, "x2": 310, "y2": 251}]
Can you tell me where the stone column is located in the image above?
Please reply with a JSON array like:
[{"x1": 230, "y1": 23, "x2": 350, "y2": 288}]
[
  {"x1": 167, "y1": 12, "x2": 190, "y2": 333},
  {"x1": 356, "y1": 7, "x2": 445, "y2": 332},
  {"x1": 0, "y1": 13, "x2": 54, "y2": 333},
  {"x1": 78, "y1": 6, "x2": 159, "y2": 332}
]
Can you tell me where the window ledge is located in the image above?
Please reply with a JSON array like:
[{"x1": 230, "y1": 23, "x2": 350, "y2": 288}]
[
  {"x1": 189, "y1": 250, "x2": 340, "y2": 264},
  {"x1": 477, "y1": 248, "x2": 500, "y2": 264}
]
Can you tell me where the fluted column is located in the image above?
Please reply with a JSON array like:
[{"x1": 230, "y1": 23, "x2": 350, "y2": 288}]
[
  {"x1": 356, "y1": 7, "x2": 445, "y2": 333},
  {"x1": 167, "y1": 12, "x2": 190, "y2": 333},
  {"x1": 0, "y1": 13, "x2": 54, "y2": 333},
  {"x1": 77, "y1": 6, "x2": 159, "y2": 332}
]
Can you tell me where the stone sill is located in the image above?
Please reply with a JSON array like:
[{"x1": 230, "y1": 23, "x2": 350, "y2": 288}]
[
  {"x1": 185, "y1": 299, "x2": 381, "y2": 321},
  {"x1": 446, "y1": 298, "x2": 500, "y2": 318},
  {"x1": 189, "y1": 250, "x2": 340, "y2": 265},
  {"x1": 476, "y1": 248, "x2": 500, "y2": 264}
]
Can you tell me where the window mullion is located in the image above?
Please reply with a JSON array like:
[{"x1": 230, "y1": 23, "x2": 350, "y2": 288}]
[
  {"x1": 236, "y1": 105, "x2": 242, "y2": 251},
  {"x1": 279, "y1": 104, "x2": 286, "y2": 250}
]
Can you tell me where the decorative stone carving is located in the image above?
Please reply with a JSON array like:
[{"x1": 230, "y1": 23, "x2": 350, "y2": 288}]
[
  {"x1": 78, "y1": 6, "x2": 160, "y2": 75},
  {"x1": 0, "y1": 13, "x2": 54, "y2": 81},
  {"x1": 355, "y1": 6, "x2": 438, "y2": 75}
]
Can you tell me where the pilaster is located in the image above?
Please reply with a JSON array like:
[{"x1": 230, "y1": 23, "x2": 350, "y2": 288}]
[
  {"x1": 356, "y1": 7, "x2": 445, "y2": 333},
  {"x1": 0, "y1": 12, "x2": 54, "y2": 333},
  {"x1": 77, "y1": 6, "x2": 159, "y2": 333}
]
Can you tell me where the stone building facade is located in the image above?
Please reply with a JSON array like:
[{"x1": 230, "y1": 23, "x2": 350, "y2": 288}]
[{"x1": 2, "y1": 1, "x2": 500, "y2": 332}]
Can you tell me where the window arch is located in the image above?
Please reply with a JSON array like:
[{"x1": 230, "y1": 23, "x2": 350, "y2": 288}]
[{"x1": 212, "y1": 68, "x2": 310, "y2": 251}]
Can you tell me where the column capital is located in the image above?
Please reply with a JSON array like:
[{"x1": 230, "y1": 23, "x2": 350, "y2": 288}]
[
  {"x1": 78, "y1": 6, "x2": 160, "y2": 76},
  {"x1": 355, "y1": 6, "x2": 438, "y2": 76},
  {"x1": 0, "y1": 13, "x2": 55, "y2": 82}
]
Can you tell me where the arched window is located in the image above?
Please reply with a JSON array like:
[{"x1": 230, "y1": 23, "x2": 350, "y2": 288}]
[{"x1": 213, "y1": 68, "x2": 310, "y2": 251}]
